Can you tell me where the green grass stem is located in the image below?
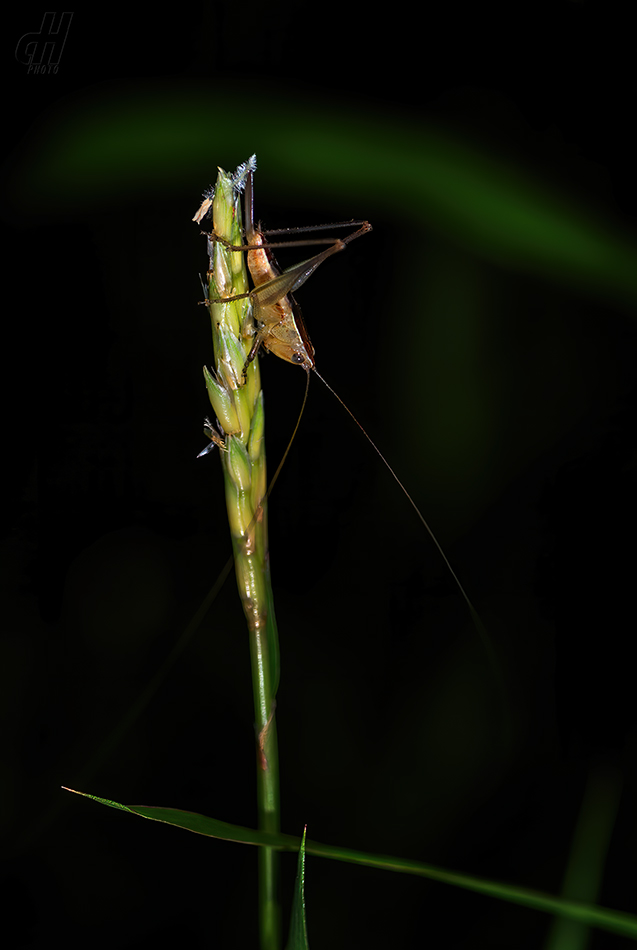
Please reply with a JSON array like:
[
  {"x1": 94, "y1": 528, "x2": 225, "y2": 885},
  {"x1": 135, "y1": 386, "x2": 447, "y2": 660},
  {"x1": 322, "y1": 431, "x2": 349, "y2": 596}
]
[{"x1": 201, "y1": 159, "x2": 281, "y2": 950}]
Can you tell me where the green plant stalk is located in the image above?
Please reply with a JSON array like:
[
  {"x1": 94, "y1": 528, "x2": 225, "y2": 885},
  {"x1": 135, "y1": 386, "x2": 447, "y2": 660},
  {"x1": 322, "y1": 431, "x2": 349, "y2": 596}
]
[{"x1": 203, "y1": 161, "x2": 281, "y2": 950}]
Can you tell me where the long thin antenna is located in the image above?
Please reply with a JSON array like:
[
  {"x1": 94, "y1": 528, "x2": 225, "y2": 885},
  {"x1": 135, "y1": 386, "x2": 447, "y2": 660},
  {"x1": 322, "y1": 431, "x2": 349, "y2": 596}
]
[
  {"x1": 313, "y1": 370, "x2": 472, "y2": 605},
  {"x1": 314, "y1": 369, "x2": 506, "y2": 695},
  {"x1": 264, "y1": 370, "x2": 311, "y2": 501}
]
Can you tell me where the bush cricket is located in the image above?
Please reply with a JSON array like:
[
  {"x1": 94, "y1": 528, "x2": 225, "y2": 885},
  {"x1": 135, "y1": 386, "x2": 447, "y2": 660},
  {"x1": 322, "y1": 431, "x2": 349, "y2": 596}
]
[{"x1": 194, "y1": 157, "x2": 488, "y2": 640}]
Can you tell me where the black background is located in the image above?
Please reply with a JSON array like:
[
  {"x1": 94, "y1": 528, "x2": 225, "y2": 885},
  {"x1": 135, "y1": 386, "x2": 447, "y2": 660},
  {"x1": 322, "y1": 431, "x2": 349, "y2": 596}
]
[{"x1": 2, "y1": 3, "x2": 637, "y2": 948}]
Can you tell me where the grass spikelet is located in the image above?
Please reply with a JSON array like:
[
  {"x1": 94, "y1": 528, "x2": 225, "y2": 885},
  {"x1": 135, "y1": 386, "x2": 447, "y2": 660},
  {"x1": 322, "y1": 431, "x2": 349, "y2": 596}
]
[{"x1": 195, "y1": 157, "x2": 281, "y2": 950}]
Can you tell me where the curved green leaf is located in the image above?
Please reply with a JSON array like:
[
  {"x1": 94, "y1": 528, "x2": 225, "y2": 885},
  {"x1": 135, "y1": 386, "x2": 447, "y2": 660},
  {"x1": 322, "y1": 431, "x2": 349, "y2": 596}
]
[
  {"x1": 62, "y1": 788, "x2": 637, "y2": 941},
  {"x1": 8, "y1": 84, "x2": 637, "y2": 309}
]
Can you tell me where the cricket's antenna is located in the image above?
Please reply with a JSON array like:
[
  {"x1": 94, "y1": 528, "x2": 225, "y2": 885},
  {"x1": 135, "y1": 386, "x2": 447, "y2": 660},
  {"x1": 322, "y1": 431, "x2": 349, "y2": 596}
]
[
  {"x1": 263, "y1": 370, "x2": 311, "y2": 501},
  {"x1": 314, "y1": 368, "x2": 504, "y2": 691},
  {"x1": 245, "y1": 169, "x2": 256, "y2": 243},
  {"x1": 312, "y1": 368, "x2": 479, "y2": 621},
  {"x1": 316, "y1": 369, "x2": 510, "y2": 720}
]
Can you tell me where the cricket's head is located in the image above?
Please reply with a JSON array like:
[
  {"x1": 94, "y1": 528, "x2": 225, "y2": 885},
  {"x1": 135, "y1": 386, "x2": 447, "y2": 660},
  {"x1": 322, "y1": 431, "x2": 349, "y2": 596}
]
[
  {"x1": 268, "y1": 343, "x2": 315, "y2": 373},
  {"x1": 262, "y1": 301, "x2": 316, "y2": 372}
]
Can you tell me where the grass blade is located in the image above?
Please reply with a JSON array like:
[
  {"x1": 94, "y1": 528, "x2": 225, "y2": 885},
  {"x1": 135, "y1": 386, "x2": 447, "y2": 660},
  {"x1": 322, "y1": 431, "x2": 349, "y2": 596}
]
[
  {"x1": 285, "y1": 826, "x2": 310, "y2": 950},
  {"x1": 61, "y1": 788, "x2": 637, "y2": 942}
]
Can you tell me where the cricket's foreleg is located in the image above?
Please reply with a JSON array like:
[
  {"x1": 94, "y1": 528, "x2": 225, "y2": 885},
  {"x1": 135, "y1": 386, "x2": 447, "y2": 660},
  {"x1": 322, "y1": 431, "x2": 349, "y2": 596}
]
[
  {"x1": 207, "y1": 289, "x2": 254, "y2": 304},
  {"x1": 203, "y1": 222, "x2": 372, "y2": 255},
  {"x1": 203, "y1": 231, "x2": 338, "y2": 253},
  {"x1": 208, "y1": 227, "x2": 371, "y2": 310},
  {"x1": 243, "y1": 325, "x2": 269, "y2": 379}
]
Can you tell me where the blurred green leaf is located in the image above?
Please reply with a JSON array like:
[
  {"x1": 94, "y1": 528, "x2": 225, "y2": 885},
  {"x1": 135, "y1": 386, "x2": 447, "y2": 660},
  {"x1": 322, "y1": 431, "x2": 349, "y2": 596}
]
[
  {"x1": 544, "y1": 766, "x2": 622, "y2": 950},
  {"x1": 8, "y1": 83, "x2": 637, "y2": 309}
]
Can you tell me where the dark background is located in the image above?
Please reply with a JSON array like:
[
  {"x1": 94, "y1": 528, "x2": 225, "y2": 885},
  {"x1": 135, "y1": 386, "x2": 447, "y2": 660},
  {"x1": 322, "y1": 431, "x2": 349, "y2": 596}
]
[{"x1": 2, "y1": 3, "x2": 637, "y2": 947}]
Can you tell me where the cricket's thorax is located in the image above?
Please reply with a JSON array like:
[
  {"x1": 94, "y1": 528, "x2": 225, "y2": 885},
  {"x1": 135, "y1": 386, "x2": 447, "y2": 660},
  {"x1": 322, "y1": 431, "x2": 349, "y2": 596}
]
[{"x1": 246, "y1": 229, "x2": 276, "y2": 288}]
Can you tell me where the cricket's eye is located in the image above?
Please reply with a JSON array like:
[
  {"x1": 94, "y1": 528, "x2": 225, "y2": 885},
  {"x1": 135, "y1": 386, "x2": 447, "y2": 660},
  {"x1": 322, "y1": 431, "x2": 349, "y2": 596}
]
[{"x1": 292, "y1": 353, "x2": 305, "y2": 364}]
